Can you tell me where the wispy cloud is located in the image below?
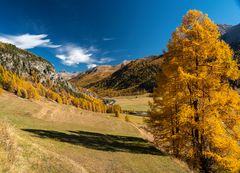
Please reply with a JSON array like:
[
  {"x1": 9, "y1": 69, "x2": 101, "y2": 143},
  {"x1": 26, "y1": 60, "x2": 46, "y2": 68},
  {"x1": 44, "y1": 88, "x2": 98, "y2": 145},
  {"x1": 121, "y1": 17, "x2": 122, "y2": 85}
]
[
  {"x1": 56, "y1": 44, "x2": 113, "y2": 68},
  {"x1": 56, "y1": 45, "x2": 94, "y2": 66},
  {"x1": 0, "y1": 32, "x2": 113, "y2": 69},
  {"x1": 87, "y1": 64, "x2": 97, "y2": 69},
  {"x1": 102, "y1": 37, "x2": 115, "y2": 41},
  {"x1": 0, "y1": 33, "x2": 60, "y2": 49},
  {"x1": 122, "y1": 59, "x2": 131, "y2": 64},
  {"x1": 98, "y1": 57, "x2": 113, "y2": 64}
]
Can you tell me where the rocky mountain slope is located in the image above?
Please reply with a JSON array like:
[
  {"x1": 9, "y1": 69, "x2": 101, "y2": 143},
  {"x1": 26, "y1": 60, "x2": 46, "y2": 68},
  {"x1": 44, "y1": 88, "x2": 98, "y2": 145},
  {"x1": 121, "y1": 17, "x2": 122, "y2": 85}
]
[
  {"x1": 218, "y1": 24, "x2": 233, "y2": 35},
  {"x1": 0, "y1": 41, "x2": 94, "y2": 97},
  {"x1": 220, "y1": 23, "x2": 240, "y2": 50},
  {"x1": 0, "y1": 42, "x2": 56, "y2": 84}
]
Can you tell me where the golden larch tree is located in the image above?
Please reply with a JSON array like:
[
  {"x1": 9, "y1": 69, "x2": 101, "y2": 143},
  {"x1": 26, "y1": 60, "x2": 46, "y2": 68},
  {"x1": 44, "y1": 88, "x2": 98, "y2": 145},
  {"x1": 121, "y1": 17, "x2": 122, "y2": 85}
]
[{"x1": 149, "y1": 10, "x2": 240, "y2": 172}]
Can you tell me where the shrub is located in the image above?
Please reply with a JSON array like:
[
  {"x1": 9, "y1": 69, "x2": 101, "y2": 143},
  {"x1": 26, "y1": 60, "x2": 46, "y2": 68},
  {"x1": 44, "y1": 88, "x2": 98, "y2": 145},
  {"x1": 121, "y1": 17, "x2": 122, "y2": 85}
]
[
  {"x1": 16, "y1": 88, "x2": 22, "y2": 97},
  {"x1": 36, "y1": 83, "x2": 46, "y2": 97},
  {"x1": 113, "y1": 104, "x2": 121, "y2": 117},
  {"x1": 125, "y1": 115, "x2": 130, "y2": 122},
  {"x1": 17, "y1": 88, "x2": 28, "y2": 98},
  {"x1": 26, "y1": 86, "x2": 39, "y2": 99},
  {"x1": 4, "y1": 80, "x2": 16, "y2": 93},
  {"x1": 115, "y1": 110, "x2": 120, "y2": 117},
  {"x1": 56, "y1": 95, "x2": 63, "y2": 104},
  {"x1": 20, "y1": 88, "x2": 28, "y2": 98},
  {"x1": 107, "y1": 104, "x2": 122, "y2": 115}
]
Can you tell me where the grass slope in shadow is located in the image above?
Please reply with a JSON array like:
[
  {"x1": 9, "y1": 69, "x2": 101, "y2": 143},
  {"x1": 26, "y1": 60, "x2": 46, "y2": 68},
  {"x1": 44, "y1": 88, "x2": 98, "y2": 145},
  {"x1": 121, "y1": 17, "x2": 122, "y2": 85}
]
[{"x1": 22, "y1": 129, "x2": 162, "y2": 155}]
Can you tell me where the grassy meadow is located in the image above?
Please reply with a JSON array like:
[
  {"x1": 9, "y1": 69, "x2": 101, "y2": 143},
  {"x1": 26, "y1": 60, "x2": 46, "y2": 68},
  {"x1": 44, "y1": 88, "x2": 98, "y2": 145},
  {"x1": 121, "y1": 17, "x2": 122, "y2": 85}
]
[
  {"x1": 113, "y1": 94, "x2": 152, "y2": 112},
  {"x1": 0, "y1": 92, "x2": 190, "y2": 173}
]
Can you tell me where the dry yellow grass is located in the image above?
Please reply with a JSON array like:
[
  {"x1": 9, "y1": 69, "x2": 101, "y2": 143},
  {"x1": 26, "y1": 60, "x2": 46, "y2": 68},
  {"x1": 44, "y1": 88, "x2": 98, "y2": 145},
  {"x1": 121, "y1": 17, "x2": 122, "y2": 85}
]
[
  {"x1": 0, "y1": 119, "x2": 87, "y2": 173},
  {"x1": 116, "y1": 113, "x2": 146, "y2": 125},
  {"x1": 0, "y1": 120, "x2": 17, "y2": 172},
  {"x1": 0, "y1": 92, "x2": 190, "y2": 173},
  {"x1": 113, "y1": 94, "x2": 152, "y2": 112}
]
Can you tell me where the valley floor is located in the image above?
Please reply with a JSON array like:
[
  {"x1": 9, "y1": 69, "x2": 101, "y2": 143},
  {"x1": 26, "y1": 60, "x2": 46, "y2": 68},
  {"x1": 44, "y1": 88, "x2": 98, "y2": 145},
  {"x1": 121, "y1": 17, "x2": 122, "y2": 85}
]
[
  {"x1": 113, "y1": 94, "x2": 152, "y2": 112},
  {"x1": 0, "y1": 92, "x2": 189, "y2": 173}
]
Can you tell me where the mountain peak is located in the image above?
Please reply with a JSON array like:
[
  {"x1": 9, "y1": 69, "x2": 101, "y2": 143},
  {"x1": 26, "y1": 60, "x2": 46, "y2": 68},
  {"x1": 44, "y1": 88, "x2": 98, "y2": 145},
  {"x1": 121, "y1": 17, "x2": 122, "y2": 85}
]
[
  {"x1": 220, "y1": 23, "x2": 240, "y2": 50},
  {"x1": 218, "y1": 24, "x2": 233, "y2": 35}
]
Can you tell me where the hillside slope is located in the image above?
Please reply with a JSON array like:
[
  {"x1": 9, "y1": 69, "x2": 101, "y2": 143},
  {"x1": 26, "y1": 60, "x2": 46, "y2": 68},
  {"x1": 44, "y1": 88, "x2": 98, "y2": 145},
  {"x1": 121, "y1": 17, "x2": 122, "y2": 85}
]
[
  {"x1": 86, "y1": 56, "x2": 163, "y2": 96},
  {"x1": 71, "y1": 65, "x2": 122, "y2": 88},
  {"x1": 0, "y1": 91, "x2": 190, "y2": 173},
  {"x1": 0, "y1": 42, "x2": 56, "y2": 84},
  {"x1": 0, "y1": 41, "x2": 108, "y2": 113},
  {"x1": 0, "y1": 42, "x2": 82, "y2": 96}
]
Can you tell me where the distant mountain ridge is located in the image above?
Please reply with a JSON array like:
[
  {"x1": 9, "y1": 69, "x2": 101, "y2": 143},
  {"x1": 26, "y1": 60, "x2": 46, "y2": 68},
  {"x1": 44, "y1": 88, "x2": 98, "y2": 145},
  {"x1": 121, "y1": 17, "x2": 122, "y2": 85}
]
[
  {"x1": 70, "y1": 61, "x2": 130, "y2": 88},
  {"x1": 220, "y1": 23, "x2": 240, "y2": 50},
  {"x1": 218, "y1": 24, "x2": 233, "y2": 35},
  {"x1": 70, "y1": 24, "x2": 240, "y2": 96},
  {"x1": 58, "y1": 71, "x2": 79, "y2": 80},
  {"x1": 3, "y1": 23, "x2": 239, "y2": 97},
  {"x1": 70, "y1": 56, "x2": 163, "y2": 96}
]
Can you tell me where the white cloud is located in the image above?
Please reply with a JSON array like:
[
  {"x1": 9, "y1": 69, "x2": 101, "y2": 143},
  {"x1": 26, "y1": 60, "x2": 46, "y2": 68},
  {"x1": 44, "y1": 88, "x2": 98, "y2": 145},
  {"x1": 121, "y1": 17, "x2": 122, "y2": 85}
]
[
  {"x1": 56, "y1": 44, "x2": 114, "y2": 67},
  {"x1": 98, "y1": 57, "x2": 113, "y2": 64},
  {"x1": 87, "y1": 64, "x2": 97, "y2": 69},
  {"x1": 102, "y1": 37, "x2": 115, "y2": 41},
  {"x1": 0, "y1": 33, "x2": 60, "y2": 49},
  {"x1": 0, "y1": 32, "x2": 114, "y2": 69},
  {"x1": 122, "y1": 59, "x2": 131, "y2": 64},
  {"x1": 56, "y1": 45, "x2": 95, "y2": 66}
]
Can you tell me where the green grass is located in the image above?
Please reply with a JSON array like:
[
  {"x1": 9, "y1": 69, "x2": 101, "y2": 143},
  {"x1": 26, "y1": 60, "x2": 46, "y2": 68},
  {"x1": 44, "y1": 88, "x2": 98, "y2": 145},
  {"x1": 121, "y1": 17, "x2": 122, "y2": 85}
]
[
  {"x1": 0, "y1": 92, "x2": 190, "y2": 173},
  {"x1": 113, "y1": 94, "x2": 152, "y2": 112},
  {"x1": 117, "y1": 113, "x2": 146, "y2": 125}
]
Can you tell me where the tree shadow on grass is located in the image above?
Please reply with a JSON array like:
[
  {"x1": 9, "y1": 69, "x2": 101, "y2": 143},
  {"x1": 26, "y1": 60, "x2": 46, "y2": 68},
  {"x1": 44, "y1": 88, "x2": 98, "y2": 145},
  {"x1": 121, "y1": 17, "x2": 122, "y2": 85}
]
[{"x1": 22, "y1": 129, "x2": 163, "y2": 155}]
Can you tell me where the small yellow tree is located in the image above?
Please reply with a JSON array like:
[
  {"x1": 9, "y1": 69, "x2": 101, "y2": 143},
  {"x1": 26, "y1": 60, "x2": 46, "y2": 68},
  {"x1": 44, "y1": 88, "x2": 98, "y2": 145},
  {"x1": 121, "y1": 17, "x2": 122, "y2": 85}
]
[{"x1": 150, "y1": 10, "x2": 240, "y2": 172}]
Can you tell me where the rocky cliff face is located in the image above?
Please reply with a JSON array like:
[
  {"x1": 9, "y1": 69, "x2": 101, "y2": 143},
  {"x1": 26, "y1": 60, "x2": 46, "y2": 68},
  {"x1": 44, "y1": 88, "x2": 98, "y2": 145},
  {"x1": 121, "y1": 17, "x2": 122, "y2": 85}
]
[
  {"x1": 0, "y1": 42, "x2": 82, "y2": 96},
  {"x1": 0, "y1": 42, "x2": 57, "y2": 84}
]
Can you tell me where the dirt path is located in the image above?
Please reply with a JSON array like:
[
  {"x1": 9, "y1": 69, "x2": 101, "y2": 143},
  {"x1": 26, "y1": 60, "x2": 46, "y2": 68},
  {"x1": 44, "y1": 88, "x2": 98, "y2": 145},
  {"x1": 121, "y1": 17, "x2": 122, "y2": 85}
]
[{"x1": 130, "y1": 123, "x2": 154, "y2": 142}]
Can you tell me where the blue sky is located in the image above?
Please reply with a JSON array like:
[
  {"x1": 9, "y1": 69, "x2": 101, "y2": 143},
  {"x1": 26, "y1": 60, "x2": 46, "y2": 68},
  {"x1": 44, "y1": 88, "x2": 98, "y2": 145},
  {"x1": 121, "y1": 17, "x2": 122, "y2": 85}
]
[{"x1": 0, "y1": 0, "x2": 239, "y2": 72}]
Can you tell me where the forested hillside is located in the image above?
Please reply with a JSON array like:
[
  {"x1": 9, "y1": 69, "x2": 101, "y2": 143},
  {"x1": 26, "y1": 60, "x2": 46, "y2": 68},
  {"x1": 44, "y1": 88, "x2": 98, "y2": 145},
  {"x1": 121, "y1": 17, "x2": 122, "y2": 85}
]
[
  {"x1": 0, "y1": 42, "x2": 106, "y2": 112},
  {"x1": 84, "y1": 56, "x2": 163, "y2": 96},
  {"x1": 70, "y1": 64, "x2": 123, "y2": 87}
]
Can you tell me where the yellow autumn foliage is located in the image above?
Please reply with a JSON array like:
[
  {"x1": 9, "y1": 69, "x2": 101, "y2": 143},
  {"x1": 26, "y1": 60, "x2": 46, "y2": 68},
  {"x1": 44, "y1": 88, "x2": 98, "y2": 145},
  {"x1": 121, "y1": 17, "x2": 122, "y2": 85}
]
[
  {"x1": 150, "y1": 10, "x2": 240, "y2": 172},
  {"x1": 0, "y1": 65, "x2": 107, "y2": 113}
]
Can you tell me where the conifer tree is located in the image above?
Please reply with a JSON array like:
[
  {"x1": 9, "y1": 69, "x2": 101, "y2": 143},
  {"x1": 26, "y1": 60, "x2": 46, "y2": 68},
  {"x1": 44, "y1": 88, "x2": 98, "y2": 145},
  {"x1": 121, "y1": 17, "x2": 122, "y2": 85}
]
[{"x1": 150, "y1": 10, "x2": 240, "y2": 172}]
